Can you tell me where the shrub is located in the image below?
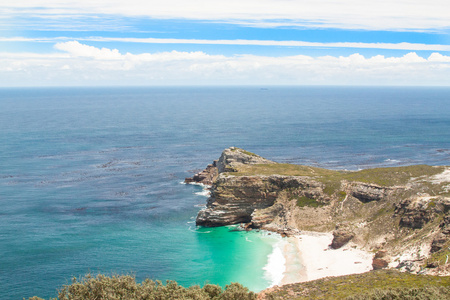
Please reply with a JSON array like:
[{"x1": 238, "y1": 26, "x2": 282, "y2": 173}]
[{"x1": 27, "y1": 274, "x2": 256, "y2": 300}]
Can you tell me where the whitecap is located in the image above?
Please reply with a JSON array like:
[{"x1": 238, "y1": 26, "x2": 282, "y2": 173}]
[
  {"x1": 263, "y1": 240, "x2": 286, "y2": 287},
  {"x1": 187, "y1": 182, "x2": 212, "y2": 189},
  {"x1": 384, "y1": 158, "x2": 400, "y2": 163},
  {"x1": 195, "y1": 190, "x2": 211, "y2": 197}
]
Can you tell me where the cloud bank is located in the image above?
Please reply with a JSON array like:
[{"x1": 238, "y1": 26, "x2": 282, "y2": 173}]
[
  {"x1": 5, "y1": 37, "x2": 449, "y2": 52},
  {"x1": 1, "y1": 41, "x2": 450, "y2": 86}
]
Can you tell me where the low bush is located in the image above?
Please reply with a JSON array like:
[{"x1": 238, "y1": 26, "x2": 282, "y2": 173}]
[{"x1": 27, "y1": 274, "x2": 256, "y2": 300}]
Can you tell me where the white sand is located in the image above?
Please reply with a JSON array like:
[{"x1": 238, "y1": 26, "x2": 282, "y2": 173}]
[{"x1": 280, "y1": 232, "x2": 373, "y2": 285}]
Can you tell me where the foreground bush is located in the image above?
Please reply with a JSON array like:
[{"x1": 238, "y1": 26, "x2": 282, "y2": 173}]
[{"x1": 28, "y1": 274, "x2": 256, "y2": 300}]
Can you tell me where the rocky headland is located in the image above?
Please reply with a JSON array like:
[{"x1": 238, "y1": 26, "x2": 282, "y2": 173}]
[{"x1": 186, "y1": 147, "x2": 450, "y2": 277}]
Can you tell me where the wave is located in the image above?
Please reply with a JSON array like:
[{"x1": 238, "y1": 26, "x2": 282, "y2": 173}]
[
  {"x1": 384, "y1": 158, "x2": 401, "y2": 163},
  {"x1": 188, "y1": 226, "x2": 211, "y2": 234},
  {"x1": 195, "y1": 190, "x2": 211, "y2": 197},
  {"x1": 186, "y1": 182, "x2": 212, "y2": 189},
  {"x1": 263, "y1": 240, "x2": 286, "y2": 287}
]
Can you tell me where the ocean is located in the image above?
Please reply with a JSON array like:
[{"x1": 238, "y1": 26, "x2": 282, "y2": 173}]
[{"x1": 0, "y1": 86, "x2": 449, "y2": 299}]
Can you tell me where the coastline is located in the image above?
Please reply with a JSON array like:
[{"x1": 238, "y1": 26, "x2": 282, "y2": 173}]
[{"x1": 275, "y1": 232, "x2": 373, "y2": 286}]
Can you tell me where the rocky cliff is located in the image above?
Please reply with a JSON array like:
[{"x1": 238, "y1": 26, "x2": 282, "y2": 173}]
[{"x1": 188, "y1": 147, "x2": 450, "y2": 274}]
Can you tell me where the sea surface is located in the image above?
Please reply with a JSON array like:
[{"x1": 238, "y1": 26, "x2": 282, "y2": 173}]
[{"x1": 0, "y1": 86, "x2": 449, "y2": 299}]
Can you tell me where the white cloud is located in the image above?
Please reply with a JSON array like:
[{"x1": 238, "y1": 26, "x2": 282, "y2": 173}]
[
  {"x1": 54, "y1": 41, "x2": 122, "y2": 59},
  {"x1": 1, "y1": 42, "x2": 450, "y2": 86},
  {"x1": 3, "y1": 37, "x2": 450, "y2": 52},
  {"x1": 3, "y1": 0, "x2": 450, "y2": 31}
]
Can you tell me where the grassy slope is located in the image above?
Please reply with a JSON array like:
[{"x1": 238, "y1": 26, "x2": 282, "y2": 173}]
[
  {"x1": 231, "y1": 164, "x2": 444, "y2": 185},
  {"x1": 229, "y1": 163, "x2": 447, "y2": 196},
  {"x1": 263, "y1": 270, "x2": 450, "y2": 299}
]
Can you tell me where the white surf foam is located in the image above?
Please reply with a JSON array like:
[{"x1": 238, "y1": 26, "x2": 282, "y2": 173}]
[
  {"x1": 263, "y1": 240, "x2": 286, "y2": 287},
  {"x1": 195, "y1": 189, "x2": 211, "y2": 197}
]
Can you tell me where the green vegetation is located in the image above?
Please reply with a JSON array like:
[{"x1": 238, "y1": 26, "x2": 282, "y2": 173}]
[
  {"x1": 336, "y1": 165, "x2": 444, "y2": 186},
  {"x1": 292, "y1": 195, "x2": 325, "y2": 208},
  {"x1": 337, "y1": 191, "x2": 347, "y2": 201},
  {"x1": 229, "y1": 163, "x2": 445, "y2": 196},
  {"x1": 232, "y1": 163, "x2": 443, "y2": 185},
  {"x1": 264, "y1": 270, "x2": 450, "y2": 299},
  {"x1": 28, "y1": 274, "x2": 256, "y2": 300},
  {"x1": 347, "y1": 286, "x2": 450, "y2": 300},
  {"x1": 30, "y1": 271, "x2": 450, "y2": 300},
  {"x1": 230, "y1": 163, "x2": 338, "y2": 177}
]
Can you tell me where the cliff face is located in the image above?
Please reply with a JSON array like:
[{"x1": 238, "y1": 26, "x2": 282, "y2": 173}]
[
  {"x1": 189, "y1": 147, "x2": 450, "y2": 274},
  {"x1": 196, "y1": 175, "x2": 323, "y2": 227}
]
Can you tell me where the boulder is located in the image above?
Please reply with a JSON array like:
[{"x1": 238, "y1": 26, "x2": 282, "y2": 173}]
[
  {"x1": 372, "y1": 258, "x2": 389, "y2": 270},
  {"x1": 330, "y1": 228, "x2": 355, "y2": 249}
]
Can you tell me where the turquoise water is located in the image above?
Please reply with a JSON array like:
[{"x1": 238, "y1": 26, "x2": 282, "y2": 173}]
[{"x1": 0, "y1": 87, "x2": 449, "y2": 299}]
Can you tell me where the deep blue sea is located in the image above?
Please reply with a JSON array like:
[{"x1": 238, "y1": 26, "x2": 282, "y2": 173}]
[{"x1": 0, "y1": 86, "x2": 449, "y2": 299}]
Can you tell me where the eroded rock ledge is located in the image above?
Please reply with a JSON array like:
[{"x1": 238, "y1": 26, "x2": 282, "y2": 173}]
[{"x1": 187, "y1": 147, "x2": 450, "y2": 274}]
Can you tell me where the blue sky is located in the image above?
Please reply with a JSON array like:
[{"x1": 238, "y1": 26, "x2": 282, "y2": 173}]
[{"x1": 1, "y1": 1, "x2": 450, "y2": 86}]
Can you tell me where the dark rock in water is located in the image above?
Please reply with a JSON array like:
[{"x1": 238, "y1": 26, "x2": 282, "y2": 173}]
[{"x1": 330, "y1": 228, "x2": 355, "y2": 249}]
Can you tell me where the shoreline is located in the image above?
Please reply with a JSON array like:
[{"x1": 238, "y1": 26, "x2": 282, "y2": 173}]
[{"x1": 273, "y1": 231, "x2": 373, "y2": 286}]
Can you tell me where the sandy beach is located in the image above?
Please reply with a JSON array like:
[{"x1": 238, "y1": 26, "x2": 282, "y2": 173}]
[{"x1": 280, "y1": 232, "x2": 373, "y2": 285}]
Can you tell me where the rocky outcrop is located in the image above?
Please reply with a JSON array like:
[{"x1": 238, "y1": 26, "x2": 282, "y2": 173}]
[
  {"x1": 185, "y1": 147, "x2": 274, "y2": 185},
  {"x1": 330, "y1": 228, "x2": 355, "y2": 249},
  {"x1": 395, "y1": 197, "x2": 450, "y2": 229},
  {"x1": 185, "y1": 161, "x2": 219, "y2": 186},
  {"x1": 216, "y1": 147, "x2": 274, "y2": 173},
  {"x1": 346, "y1": 182, "x2": 396, "y2": 203},
  {"x1": 431, "y1": 233, "x2": 448, "y2": 253},
  {"x1": 430, "y1": 214, "x2": 450, "y2": 253},
  {"x1": 372, "y1": 250, "x2": 391, "y2": 270}
]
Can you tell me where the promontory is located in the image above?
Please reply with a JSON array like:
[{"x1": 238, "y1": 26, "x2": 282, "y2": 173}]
[{"x1": 186, "y1": 147, "x2": 450, "y2": 276}]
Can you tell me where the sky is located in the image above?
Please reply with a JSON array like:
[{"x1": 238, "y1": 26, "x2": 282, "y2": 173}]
[{"x1": 1, "y1": 0, "x2": 450, "y2": 86}]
